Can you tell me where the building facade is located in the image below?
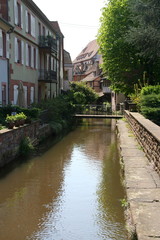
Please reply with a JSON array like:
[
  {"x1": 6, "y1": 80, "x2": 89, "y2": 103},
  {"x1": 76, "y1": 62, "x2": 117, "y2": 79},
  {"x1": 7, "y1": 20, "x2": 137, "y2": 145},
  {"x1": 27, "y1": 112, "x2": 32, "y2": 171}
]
[
  {"x1": 63, "y1": 50, "x2": 73, "y2": 91},
  {"x1": 0, "y1": 0, "x2": 64, "y2": 107},
  {"x1": 73, "y1": 39, "x2": 111, "y2": 101},
  {"x1": 0, "y1": 17, "x2": 13, "y2": 106}
]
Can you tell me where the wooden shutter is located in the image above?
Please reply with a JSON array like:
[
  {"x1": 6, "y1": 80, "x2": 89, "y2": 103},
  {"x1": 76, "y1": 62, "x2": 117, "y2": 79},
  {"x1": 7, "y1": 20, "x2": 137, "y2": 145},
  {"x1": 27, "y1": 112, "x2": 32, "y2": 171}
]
[
  {"x1": 30, "y1": 87, "x2": 34, "y2": 103},
  {"x1": 6, "y1": 34, "x2": 9, "y2": 59},
  {"x1": 36, "y1": 48, "x2": 38, "y2": 69},
  {"x1": 31, "y1": 15, "x2": 35, "y2": 37},
  {"x1": 14, "y1": 85, "x2": 18, "y2": 105},
  {"x1": 0, "y1": 29, "x2": 2, "y2": 56},
  {"x1": 14, "y1": 37, "x2": 18, "y2": 62},
  {"x1": 14, "y1": 0, "x2": 18, "y2": 25},
  {"x1": 21, "y1": 41, "x2": 24, "y2": 64},
  {"x1": 21, "y1": 5, "x2": 23, "y2": 29},
  {"x1": 26, "y1": 43, "x2": 28, "y2": 66},
  {"x1": 31, "y1": 46, "x2": 34, "y2": 68},
  {"x1": 25, "y1": 10, "x2": 28, "y2": 33}
]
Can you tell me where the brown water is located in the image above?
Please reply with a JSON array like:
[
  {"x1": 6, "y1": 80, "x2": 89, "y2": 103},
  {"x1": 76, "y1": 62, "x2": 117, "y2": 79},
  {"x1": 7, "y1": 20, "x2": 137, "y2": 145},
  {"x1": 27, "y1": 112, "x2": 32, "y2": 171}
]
[{"x1": 0, "y1": 119, "x2": 127, "y2": 240}]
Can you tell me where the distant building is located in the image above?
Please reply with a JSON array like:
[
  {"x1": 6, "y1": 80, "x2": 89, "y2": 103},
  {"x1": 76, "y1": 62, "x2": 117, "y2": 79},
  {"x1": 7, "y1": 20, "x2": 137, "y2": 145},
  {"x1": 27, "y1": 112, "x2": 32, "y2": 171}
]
[
  {"x1": 63, "y1": 50, "x2": 73, "y2": 91},
  {"x1": 73, "y1": 39, "x2": 111, "y2": 102}
]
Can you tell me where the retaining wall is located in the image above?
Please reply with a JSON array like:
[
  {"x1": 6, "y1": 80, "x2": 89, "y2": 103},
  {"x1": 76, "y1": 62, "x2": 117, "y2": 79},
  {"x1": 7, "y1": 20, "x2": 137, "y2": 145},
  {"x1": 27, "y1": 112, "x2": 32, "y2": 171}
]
[
  {"x1": 0, "y1": 122, "x2": 52, "y2": 167},
  {"x1": 125, "y1": 111, "x2": 160, "y2": 175}
]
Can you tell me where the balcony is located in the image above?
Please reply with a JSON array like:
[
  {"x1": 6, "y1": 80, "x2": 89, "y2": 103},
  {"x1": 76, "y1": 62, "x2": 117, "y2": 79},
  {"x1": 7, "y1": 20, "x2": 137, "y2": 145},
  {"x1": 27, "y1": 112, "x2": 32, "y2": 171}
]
[
  {"x1": 38, "y1": 70, "x2": 57, "y2": 83},
  {"x1": 103, "y1": 86, "x2": 111, "y2": 93},
  {"x1": 39, "y1": 36, "x2": 57, "y2": 53}
]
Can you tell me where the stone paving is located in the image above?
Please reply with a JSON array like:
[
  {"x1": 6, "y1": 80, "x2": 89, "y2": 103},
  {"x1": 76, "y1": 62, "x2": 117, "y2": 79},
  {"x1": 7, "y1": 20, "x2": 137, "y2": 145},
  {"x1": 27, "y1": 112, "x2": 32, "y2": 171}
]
[{"x1": 117, "y1": 120, "x2": 160, "y2": 240}]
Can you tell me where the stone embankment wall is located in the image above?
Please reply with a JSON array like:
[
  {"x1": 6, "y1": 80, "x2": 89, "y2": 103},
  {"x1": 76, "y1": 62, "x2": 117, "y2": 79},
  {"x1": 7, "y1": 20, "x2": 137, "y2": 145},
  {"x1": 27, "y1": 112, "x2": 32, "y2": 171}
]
[
  {"x1": 0, "y1": 122, "x2": 52, "y2": 167},
  {"x1": 125, "y1": 110, "x2": 160, "y2": 174}
]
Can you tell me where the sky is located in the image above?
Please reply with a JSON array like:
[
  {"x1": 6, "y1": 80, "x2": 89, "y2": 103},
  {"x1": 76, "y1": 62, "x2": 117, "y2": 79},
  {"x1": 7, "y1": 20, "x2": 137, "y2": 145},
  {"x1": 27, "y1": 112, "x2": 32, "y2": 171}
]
[{"x1": 33, "y1": 0, "x2": 106, "y2": 61}]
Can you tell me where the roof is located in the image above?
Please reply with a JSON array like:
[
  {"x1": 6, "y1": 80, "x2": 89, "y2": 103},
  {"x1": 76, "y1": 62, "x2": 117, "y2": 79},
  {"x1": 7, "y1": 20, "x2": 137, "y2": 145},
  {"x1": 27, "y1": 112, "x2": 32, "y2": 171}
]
[
  {"x1": 50, "y1": 21, "x2": 64, "y2": 37},
  {"x1": 73, "y1": 39, "x2": 99, "y2": 64},
  {"x1": 81, "y1": 72, "x2": 100, "y2": 82},
  {"x1": 64, "y1": 50, "x2": 72, "y2": 64}
]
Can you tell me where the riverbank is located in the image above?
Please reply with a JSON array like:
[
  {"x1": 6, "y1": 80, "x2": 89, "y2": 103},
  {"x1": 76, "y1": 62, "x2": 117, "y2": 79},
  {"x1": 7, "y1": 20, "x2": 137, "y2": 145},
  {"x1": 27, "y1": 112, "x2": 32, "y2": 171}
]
[{"x1": 117, "y1": 119, "x2": 160, "y2": 240}]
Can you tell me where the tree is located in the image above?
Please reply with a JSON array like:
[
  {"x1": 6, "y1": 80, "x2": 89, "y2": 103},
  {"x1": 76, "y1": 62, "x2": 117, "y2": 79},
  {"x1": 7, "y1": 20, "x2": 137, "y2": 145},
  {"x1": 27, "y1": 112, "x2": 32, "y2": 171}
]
[
  {"x1": 69, "y1": 82, "x2": 98, "y2": 104},
  {"x1": 97, "y1": 0, "x2": 145, "y2": 95},
  {"x1": 126, "y1": 0, "x2": 160, "y2": 85}
]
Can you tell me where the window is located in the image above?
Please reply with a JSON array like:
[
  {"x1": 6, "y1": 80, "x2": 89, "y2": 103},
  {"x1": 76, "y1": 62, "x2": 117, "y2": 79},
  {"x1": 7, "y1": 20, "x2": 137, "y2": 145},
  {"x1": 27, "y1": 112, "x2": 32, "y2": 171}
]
[
  {"x1": 17, "y1": 2, "x2": 21, "y2": 27},
  {"x1": 38, "y1": 22, "x2": 41, "y2": 35},
  {"x1": 14, "y1": 0, "x2": 23, "y2": 28},
  {"x1": 43, "y1": 26, "x2": 45, "y2": 36},
  {"x1": 17, "y1": 39, "x2": 21, "y2": 63},
  {"x1": 28, "y1": 45, "x2": 31, "y2": 67},
  {"x1": 2, "y1": 32, "x2": 6, "y2": 58},
  {"x1": 27, "y1": 12, "x2": 31, "y2": 34},
  {"x1": 34, "y1": 48, "x2": 36, "y2": 68}
]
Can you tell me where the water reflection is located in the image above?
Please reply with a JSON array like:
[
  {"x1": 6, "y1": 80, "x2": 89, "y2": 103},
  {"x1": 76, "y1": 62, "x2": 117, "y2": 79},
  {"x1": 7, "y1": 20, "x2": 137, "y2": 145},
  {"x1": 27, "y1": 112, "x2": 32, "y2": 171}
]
[{"x1": 0, "y1": 119, "x2": 127, "y2": 240}]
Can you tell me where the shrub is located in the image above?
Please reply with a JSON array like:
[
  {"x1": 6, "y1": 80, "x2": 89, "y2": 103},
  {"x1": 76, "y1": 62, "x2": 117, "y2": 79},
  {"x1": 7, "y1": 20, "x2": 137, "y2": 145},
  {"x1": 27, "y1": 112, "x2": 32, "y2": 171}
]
[
  {"x1": 141, "y1": 107, "x2": 160, "y2": 125},
  {"x1": 141, "y1": 85, "x2": 160, "y2": 95},
  {"x1": 19, "y1": 137, "x2": 34, "y2": 156},
  {"x1": 140, "y1": 94, "x2": 160, "y2": 108},
  {"x1": 139, "y1": 85, "x2": 160, "y2": 125}
]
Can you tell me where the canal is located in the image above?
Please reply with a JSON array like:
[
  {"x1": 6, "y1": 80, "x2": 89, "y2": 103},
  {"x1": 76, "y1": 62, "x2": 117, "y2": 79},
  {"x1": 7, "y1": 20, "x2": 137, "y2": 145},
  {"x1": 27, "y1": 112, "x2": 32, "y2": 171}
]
[{"x1": 0, "y1": 119, "x2": 127, "y2": 240}]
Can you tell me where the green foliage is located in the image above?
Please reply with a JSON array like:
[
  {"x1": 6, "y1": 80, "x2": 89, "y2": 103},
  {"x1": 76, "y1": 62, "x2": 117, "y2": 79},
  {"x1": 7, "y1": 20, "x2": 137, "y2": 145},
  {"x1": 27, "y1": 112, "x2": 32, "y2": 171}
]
[
  {"x1": 19, "y1": 137, "x2": 34, "y2": 156},
  {"x1": 97, "y1": 0, "x2": 144, "y2": 95},
  {"x1": 69, "y1": 82, "x2": 98, "y2": 104},
  {"x1": 140, "y1": 94, "x2": 160, "y2": 108},
  {"x1": 139, "y1": 85, "x2": 160, "y2": 125},
  {"x1": 15, "y1": 112, "x2": 27, "y2": 121},
  {"x1": 120, "y1": 198, "x2": 129, "y2": 208},
  {"x1": 141, "y1": 85, "x2": 160, "y2": 95},
  {"x1": 5, "y1": 114, "x2": 16, "y2": 123},
  {"x1": 0, "y1": 105, "x2": 40, "y2": 125},
  {"x1": 141, "y1": 107, "x2": 160, "y2": 125}
]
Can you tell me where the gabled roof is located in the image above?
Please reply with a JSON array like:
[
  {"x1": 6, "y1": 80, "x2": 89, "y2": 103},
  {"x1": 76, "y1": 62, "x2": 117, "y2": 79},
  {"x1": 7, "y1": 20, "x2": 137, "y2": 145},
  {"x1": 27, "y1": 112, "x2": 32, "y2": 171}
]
[
  {"x1": 64, "y1": 50, "x2": 72, "y2": 64},
  {"x1": 50, "y1": 21, "x2": 64, "y2": 37},
  {"x1": 73, "y1": 39, "x2": 99, "y2": 64},
  {"x1": 81, "y1": 72, "x2": 100, "y2": 82}
]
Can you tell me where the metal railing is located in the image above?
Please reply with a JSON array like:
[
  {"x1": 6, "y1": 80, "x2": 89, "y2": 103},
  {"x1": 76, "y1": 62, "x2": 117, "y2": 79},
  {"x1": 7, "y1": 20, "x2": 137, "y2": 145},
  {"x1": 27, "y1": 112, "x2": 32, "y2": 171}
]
[
  {"x1": 38, "y1": 69, "x2": 57, "y2": 82},
  {"x1": 75, "y1": 104, "x2": 123, "y2": 116},
  {"x1": 39, "y1": 36, "x2": 57, "y2": 52}
]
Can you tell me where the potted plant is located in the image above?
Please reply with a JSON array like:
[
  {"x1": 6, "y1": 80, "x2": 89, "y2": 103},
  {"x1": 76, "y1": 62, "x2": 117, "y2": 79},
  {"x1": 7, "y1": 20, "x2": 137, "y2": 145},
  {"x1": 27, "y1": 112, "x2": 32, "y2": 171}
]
[
  {"x1": 19, "y1": 112, "x2": 27, "y2": 125},
  {"x1": 14, "y1": 112, "x2": 27, "y2": 127},
  {"x1": 5, "y1": 115, "x2": 16, "y2": 129}
]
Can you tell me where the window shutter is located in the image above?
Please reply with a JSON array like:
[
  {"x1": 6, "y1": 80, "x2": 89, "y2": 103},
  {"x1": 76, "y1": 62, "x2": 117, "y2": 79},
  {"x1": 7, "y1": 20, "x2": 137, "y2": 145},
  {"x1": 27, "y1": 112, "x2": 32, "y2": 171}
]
[
  {"x1": 14, "y1": 0, "x2": 18, "y2": 25},
  {"x1": 21, "y1": 41, "x2": 24, "y2": 64},
  {"x1": 31, "y1": 46, "x2": 34, "y2": 68},
  {"x1": 24, "y1": 86, "x2": 28, "y2": 104},
  {"x1": 21, "y1": 5, "x2": 23, "y2": 29},
  {"x1": 31, "y1": 15, "x2": 35, "y2": 37},
  {"x1": 0, "y1": 30, "x2": 2, "y2": 56},
  {"x1": 25, "y1": 10, "x2": 28, "y2": 32},
  {"x1": 51, "y1": 57, "x2": 53, "y2": 70},
  {"x1": 6, "y1": 34, "x2": 9, "y2": 59},
  {"x1": 14, "y1": 85, "x2": 18, "y2": 105},
  {"x1": 36, "y1": 48, "x2": 38, "y2": 69},
  {"x1": 15, "y1": 37, "x2": 18, "y2": 62},
  {"x1": 26, "y1": 43, "x2": 28, "y2": 66},
  {"x1": 30, "y1": 86, "x2": 34, "y2": 103}
]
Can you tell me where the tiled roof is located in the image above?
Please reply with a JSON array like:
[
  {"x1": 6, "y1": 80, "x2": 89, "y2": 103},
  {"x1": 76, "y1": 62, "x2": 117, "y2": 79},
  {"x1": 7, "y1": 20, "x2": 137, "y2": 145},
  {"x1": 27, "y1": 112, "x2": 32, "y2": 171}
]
[
  {"x1": 73, "y1": 39, "x2": 99, "y2": 63},
  {"x1": 81, "y1": 72, "x2": 100, "y2": 82},
  {"x1": 64, "y1": 50, "x2": 72, "y2": 64},
  {"x1": 50, "y1": 21, "x2": 64, "y2": 37}
]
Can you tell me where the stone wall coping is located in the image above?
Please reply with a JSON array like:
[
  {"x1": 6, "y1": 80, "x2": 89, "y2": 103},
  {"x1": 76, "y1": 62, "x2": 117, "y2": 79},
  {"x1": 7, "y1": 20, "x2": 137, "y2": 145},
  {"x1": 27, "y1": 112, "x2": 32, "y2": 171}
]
[{"x1": 125, "y1": 111, "x2": 160, "y2": 143}]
